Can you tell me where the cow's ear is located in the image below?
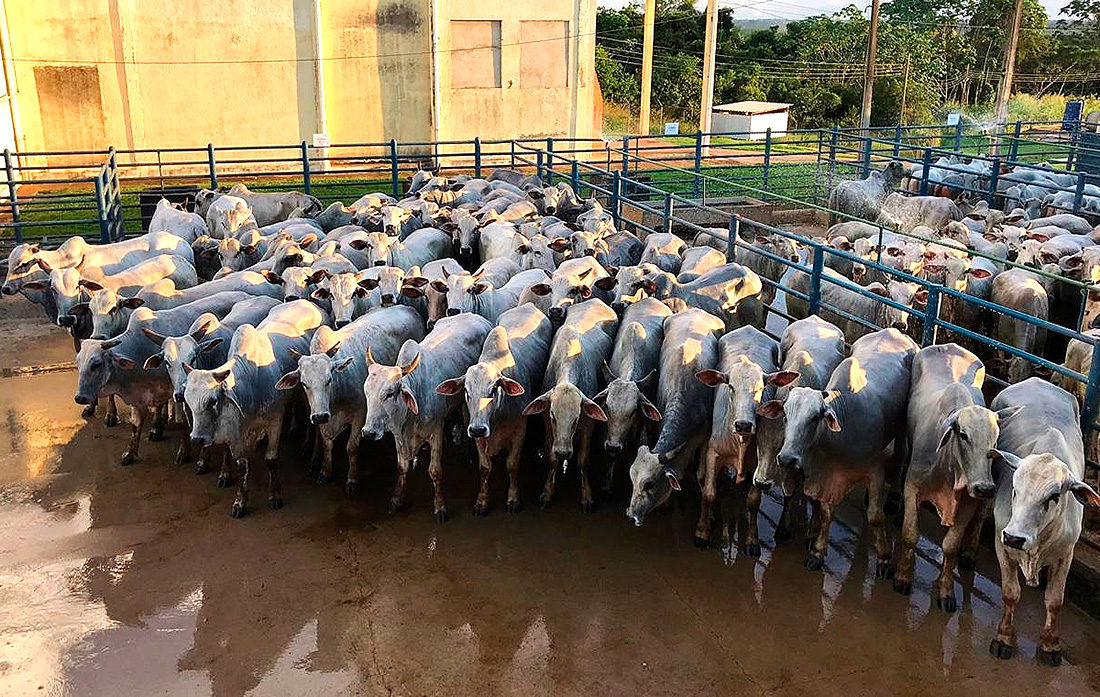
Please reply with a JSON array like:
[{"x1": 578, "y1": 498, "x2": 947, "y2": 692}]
[
  {"x1": 199, "y1": 337, "x2": 224, "y2": 354},
  {"x1": 435, "y1": 377, "x2": 465, "y2": 395},
  {"x1": 996, "y1": 404, "x2": 1025, "y2": 427},
  {"x1": 114, "y1": 355, "x2": 136, "y2": 370},
  {"x1": 578, "y1": 284, "x2": 592, "y2": 299},
  {"x1": 663, "y1": 469, "x2": 681, "y2": 491},
  {"x1": 311, "y1": 288, "x2": 331, "y2": 300},
  {"x1": 498, "y1": 376, "x2": 525, "y2": 397},
  {"x1": 756, "y1": 400, "x2": 784, "y2": 419},
  {"x1": 404, "y1": 275, "x2": 430, "y2": 288},
  {"x1": 1069, "y1": 479, "x2": 1100, "y2": 508},
  {"x1": 548, "y1": 237, "x2": 570, "y2": 253},
  {"x1": 401, "y1": 386, "x2": 420, "y2": 415},
  {"x1": 19, "y1": 280, "x2": 49, "y2": 291},
  {"x1": 358, "y1": 277, "x2": 379, "y2": 290},
  {"x1": 969, "y1": 267, "x2": 992, "y2": 280},
  {"x1": 430, "y1": 279, "x2": 448, "y2": 293},
  {"x1": 594, "y1": 276, "x2": 616, "y2": 291},
  {"x1": 275, "y1": 370, "x2": 300, "y2": 390},
  {"x1": 913, "y1": 289, "x2": 929, "y2": 305},
  {"x1": 348, "y1": 238, "x2": 370, "y2": 250},
  {"x1": 261, "y1": 270, "x2": 283, "y2": 285},
  {"x1": 308, "y1": 269, "x2": 330, "y2": 284},
  {"x1": 582, "y1": 398, "x2": 607, "y2": 422},
  {"x1": 470, "y1": 282, "x2": 489, "y2": 295},
  {"x1": 143, "y1": 353, "x2": 164, "y2": 370},
  {"x1": 766, "y1": 370, "x2": 800, "y2": 387},
  {"x1": 121, "y1": 297, "x2": 145, "y2": 309},
  {"x1": 70, "y1": 302, "x2": 90, "y2": 316},
  {"x1": 78, "y1": 279, "x2": 106, "y2": 292},
  {"x1": 640, "y1": 397, "x2": 662, "y2": 421},
  {"x1": 401, "y1": 286, "x2": 424, "y2": 298},
  {"x1": 521, "y1": 392, "x2": 551, "y2": 416},
  {"x1": 824, "y1": 408, "x2": 842, "y2": 432},
  {"x1": 695, "y1": 369, "x2": 727, "y2": 387},
  {"x1": 528, "y1": 283, "x2": 551, "y2": 296}
]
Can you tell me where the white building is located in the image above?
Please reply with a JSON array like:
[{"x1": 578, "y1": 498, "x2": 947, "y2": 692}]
[{"x1": 710, "y1": 101, "x2": 791, "y2": 140}]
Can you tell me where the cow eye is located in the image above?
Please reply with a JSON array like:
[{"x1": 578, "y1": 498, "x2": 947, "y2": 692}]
[
  {"x1": 642, "y1": 480, "x2": 654, "y2": 492},
  {"x1": 1044, "y1": 493, "x2": 1060, "y2": 510},
  {"x1": 958, "y1": 431, "x2": 969, "y2": 443}
]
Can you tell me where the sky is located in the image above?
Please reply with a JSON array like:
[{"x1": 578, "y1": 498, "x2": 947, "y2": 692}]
[{"x1": 596, "y1": 0, "x2": 1070, "y2": 21}]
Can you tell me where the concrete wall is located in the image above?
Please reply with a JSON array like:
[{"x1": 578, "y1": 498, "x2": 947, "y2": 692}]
[{"x1": 1, "y1": 0, "x2": 596, "y2": 161}]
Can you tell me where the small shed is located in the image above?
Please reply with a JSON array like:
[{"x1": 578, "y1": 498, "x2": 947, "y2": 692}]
[{"x1": 711, "y1": 101, "x2": 791, "y2": 140}]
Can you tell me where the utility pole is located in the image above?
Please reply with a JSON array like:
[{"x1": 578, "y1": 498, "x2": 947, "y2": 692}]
[
  {"x1": 699, "y1": 0, "x2": 718, "y2": 156},
  {"x1": 994, "y1": 0, "x2": 1025, "y2": 126},
  {"x1": 899, "y1": 55, "x2": 910, "y2": 126},
  {"x1": 859, "y1": 0, "x2": 881, "y2": 132},
  {"x1": 638, "y1": 0, "x2": 656, "y2": 136}
]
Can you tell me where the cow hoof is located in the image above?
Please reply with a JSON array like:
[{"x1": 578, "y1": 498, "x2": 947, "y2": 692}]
[
  {"x1": 989, "y1": 640, "x2": 1014, "y2": 660},
  {"x1": 194, "y1": 460, "x2": 209, "y2": 475},
  {"x1": 876, "y1": 560, "x2": 895, "y2": 580},
  {"x1": 315, "y1": 473, "x2": 331, "y2": 486},
  {"x1": 387, "y1": 500, "x2": 404, "y2": 514},
  {"x1": 958, "y1": 553, "x2": 977, "y2": 572},
  {"x1": 174, "y1": 448, "x2": 190, "y2": 466},
  {"x1": 581, "y1": 500, "x2": 595, "y2": 514},
  {"x1": 473, "y1": 504, "x2": 489, "y2": 518},
  {"x1": 693, "y1": 535, "x2": 709, "y2": 549},
  {"x1": 345, "y1": 481, "x2": 358, "y2": 496},
  {"x1": 804, "y1": 537, "x2": 815, "y2": 552},
  {"x1": 119, "y1": 452, "x2": 135, "y2": 467},
  {"x1": 105, "y1": 414, "x2": 120, "y2": 428},
  {"x1": 217, "y1": 475, "x2": 233, "y2": 489},
  {"x1": 805, "y1": 553, "x2": 825, "y2": 571},
  {"x1": 774, "y1": 526, "x2": 792, "y2": 544},
  {"x1": 597, "y1": 488, "x2": 614, "y2": 503},
  {"x1": 539, "y1": 497, "x2": 552, "y2": 511},
  {"x1": 81, "y1": 404, "x2": 96, "y2": 418},
  {"x1": 148, "y1": 429, "x2": 163, "y2": 443},
  {"x1": 506, "y1": 501, "x2": 522, "y2": 514},
  {"x1": 892, "y1": 579, "x2": 912, "y2": 596},
  {"x1": 744, "y1": 542, "x2": 761, "y2": 558},
  {"x1": 230, "y1": 503, "x2": 247, "y2": 519},
  {"x1": 434, "y1": 509, "x2": 449, "y2": 524},
  {"x1": 1038, "y1": 648, "x2": 1062, "y2": 667},
  {"x1": 269, "y1": 496, "x2": 283, "y2": 511},
  {"x1": 937, "y1": 594, "x2": 958, "y2": 613}
]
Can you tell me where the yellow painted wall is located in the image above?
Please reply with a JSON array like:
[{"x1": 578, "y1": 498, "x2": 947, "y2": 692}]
[{"x1": 2, "y1": 0, "x2": 597, "y2": 159}]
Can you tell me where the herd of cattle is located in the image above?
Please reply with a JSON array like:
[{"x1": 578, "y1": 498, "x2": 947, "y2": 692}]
[{"x1": 2, "y1": 166, "x2": 1099, "y2": 667}]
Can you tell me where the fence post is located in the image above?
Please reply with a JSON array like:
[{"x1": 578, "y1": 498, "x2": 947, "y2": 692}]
[
  {"x1": 921, "y1": 285, "x2": 940, "y2": 346},
  {"x1": 693, "y1": 131, "x2": 702, "y2": 199},
  {"x1": 94, "y1": 170, "x2": 109, "y2": 243},
  {"x1": 570, "y1": 161, "x2": 579, "y2": 192},
  {"x1": 4, "y1": 149, "x2": 21, "y2": 243},
  {"x1": 389, "y1": 140, "x2": 400, "y2": 198},
  {"x1": 610, "y1": 171, "x2": 622, "y2": 227},
  {"x1": 536, "y1": 150, "x2": 544, "y2": 180},
  {"x1": 300, "y1": 141, "x2": 312, "y2": 196},
  {"x1": 762, "y1": 128, "x2": 772, "y2": 194},
  {"x1": 827, "y1": 126, "x2": 839, "y2": 192},
  {"x1": 919, "y1": 147, "x2": 932, "y2": 196},
  {"x1": 1074, "y1": 172, "x2": 1087, "y2": 214},
  {"x1": 474, "y1": 137, "x2": 482, "y2": 179},
  {"x1": 206, "y1": 143, "x2": 218, "y2": 189},
  {"x1": 546, "y1": 137, "x2": 554, "y2": 185},
  {"x1": 663, "y1": 193, "x2": 673, "y2": 236},
  {"x1": 808, "y1": 243, "x2": 824, "y2": 315},
  {"x1": 861, "y1": 137, "x2": 872, "y2": 177},
  {"x1": 1009, "y1": 121, "x2": 1022, "y2": 161},
  {"x1": 954, "y1": 120, "x2": 963, "y2": 150},
  {"x1": 726, "y1": 215, "x2": 740, "y2": 264},
  {"x1": 987, "y1": 156, "x2": 1000, "y2": 206},
  {"x1": 1082, "y1": 341, "x2": 1100, "y2": 434},
  {"x1": 1067, "y1": 129, "x2": 1079, "y2": 170},
  {"x1": 509, "y1": 140, "x2": 516, "y2": 169},
  {"x1": 108, "y1": 147, "x2": 123, "y2": 240}
]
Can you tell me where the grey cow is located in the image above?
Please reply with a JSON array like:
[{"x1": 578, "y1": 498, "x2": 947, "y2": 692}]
[
  {"x1": 695, "y1": 326, "x2": 797, "y2": 553},
  {"x1": 640, "y1": 263, "x2": 764, "y2": 331},
  {"x1": 893, "y1": 344, "x2": 1022, "y2": 613},
  {"x1": 626, "y1": 308, "x2": 726, "y2": 526},
  {"x1": 436, "y1": 303, "x2": 554, "y2": 516},
  {"x1": 758, "y1": 328, "x2": 917, "y2": 574},
  {"x1": 988, "y1": 378, "x2": 1099, "y2": 666},
  {"x1": 827, "y1": 161, "x2": 908, "y2": 225},
  {"x1": 523, "y1": 299, "x2": 619, "y2": 512},
  {"x1": 278, "y1": 305, "x2": 424, "y2": 495},
  {"x1": 185, "y1": 300, "x2": 327, "y2": 518},
  {"x1": 363, "y1": 313, "x2": 492, "y2": 521}
]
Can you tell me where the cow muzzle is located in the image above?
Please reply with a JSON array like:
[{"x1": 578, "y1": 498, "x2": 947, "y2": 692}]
[
  {"x1": 971, "y1": 483, "x2": 996, "y2": 499},
  {"x1": 778, "y1": 453, "x2": 801, "y2": 470},
  {"x1": 74, "y1": 394, "x2": 93, "y2": 406},
  {"x1": 57, "y1": 315, "x2": 76, "y2": 327},
  {"x1": 604, "y1": 441, "x2": 623, "y2": 455},
  {"x1": 1002, "y1": 531, "x2": 1027, "y2": 550},
  {"x1": 311, "y1": 412, "x2": 330, "y2": 425},
  {"x1": 468, "y1": 424, "x2": 489, "y2": 439},
  {"x1": 381, "y1": 294, "x2": 395, "y2": 306},
  {"x1": 734, "y1": 420, "x2": 755, "y2": 435},
  {"x1": 174, "y1": 392, "x2": 185, "y2": 404},
  {"x1": 754, "y1": 478, "x2": 773, "y2": 492},
  {"x1": 1, "y1": 284, "x2": 16, "y2": 296},
  {"x1": 191, "y1": 436, "x2": 211, "y2": 447},
  {"x1": 361, "y1": 426, "x2": 384, "y2": 441},
  {"x1": 446, "y1": 308, "x2": 460, "y2": 317},
  {"x1": 548, "y1": 306, "x2": 565, "y2": 321},
  {"x1": 611, "y1": 300, "x2": 626, "y2": 313},
  {"x1": 373, "y1": 260, "x2": 386, "y2": 267}
]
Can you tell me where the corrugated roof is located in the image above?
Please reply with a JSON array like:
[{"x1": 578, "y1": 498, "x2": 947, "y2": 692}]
[{"x1": 713, "y1": 101, "x2": 792, "y2": 115}]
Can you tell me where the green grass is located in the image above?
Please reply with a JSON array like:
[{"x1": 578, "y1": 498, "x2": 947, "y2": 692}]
[{"x1": 660, "y1": 135, "x2": 819, "y2": 154}]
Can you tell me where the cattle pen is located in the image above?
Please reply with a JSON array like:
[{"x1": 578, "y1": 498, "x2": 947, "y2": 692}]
[{"x1": 7, "y1": 123, "x2": 1100, "y2": 695}]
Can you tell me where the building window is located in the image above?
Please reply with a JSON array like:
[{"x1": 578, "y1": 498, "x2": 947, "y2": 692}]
[
  {"x1": 450, "y1": 20, "x2": 501, "y2": 89},
  {"x1": 519, "y1": 21, "x2": 568, "y2": 88}
]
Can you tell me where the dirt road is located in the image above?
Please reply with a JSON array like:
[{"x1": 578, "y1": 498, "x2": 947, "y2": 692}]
[{"x1": 2, "y1": 295, "x2": 1100, "y2": 697}]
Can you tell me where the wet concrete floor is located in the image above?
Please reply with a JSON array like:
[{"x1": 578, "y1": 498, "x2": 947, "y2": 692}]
[{"x1": 2, "y1": 296, "x2": 1100, "y2": 697}]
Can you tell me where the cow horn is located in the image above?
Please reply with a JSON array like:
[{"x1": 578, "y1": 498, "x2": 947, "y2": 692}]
[
  {"x1": 325, "y1": 341, "x2": 342, "y2": 358},
  {"x1": 365, "y1": 347, "x2": 377, "y2": 365},
  {"x1": 400, "y1": 350, "x2": 421, "y2": 376}
]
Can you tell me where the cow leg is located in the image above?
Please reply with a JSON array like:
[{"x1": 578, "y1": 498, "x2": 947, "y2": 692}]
[
  {"x1": 959, "y1": 499, "x2": 990, "y2": 571},
  {"x1": 695, "y1": 446, "x2": 718, "y2": 548},
  {"x1": 577, "y1": 421, "x2": 595, "y2": 513},
  {"x1": 505, "y1": 421, "x2": 527, "y2": 514},
  {"x1": 539, "y1": 414, "x2": 557, "y2": 509},
  {"x1": 868, "y1": 468, "x2": 893, "y2": 580},
  {"x1": 806, "y1": 500, "x2": 834, "y2": 571},
  {"x1": 745, "y1": 482, "x2": 762, "y2": 558},
  {"x1": 893, "y1": 482, "x2": 921, "y2": 595},
  {"x1": 474, "y1": 437, "x2": 493, "y2": 517},
  {"x1": 148, "y1": 402, "x2": 167, "y2": 442},
  {"x1": 216, "y1": 448, "x2": 233, "y2": 487},
  {"x1": 309, "y1": 428, "x2": 324, "y2": 472},
  {"x1": 265, "y1": 425, "x2": 284, "y2": 510},
  {"x1": 175, "y1": 434, "x2": 192, "y2": 465},
  {"x1": 601, "y1": 454, "x2": 617, "y2": 502},
  {"x1": 390, "y1": 441, "x2": 413, "y2": 514},
  {"x1": 990, "y1": 545, "x2": 1020, "y2": 659},
  {"x1": 231, "y1": 452, "x2": 250, "y2": 518},
  {"x1": 427, "y1": 428, "x2": 447, "y2": 523},
  {"x1": 105, "y1": 395, "x2": 120, "y2": 427},
  {"x1": 936, "y1": 500, "x2": 977, "y2": 612},
  {"x1": 345, "y1": 420, "x2": 363, "y2": 496},
  {"x1": 120, "y1": 406, "x2": 145, "y2": 466},
  {"x1": 1038, "y1": 556, "x2": 1069, "y2": 666},
  {"x1": 316, "y1": 427, "x2": 335, "y2": 485}
]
